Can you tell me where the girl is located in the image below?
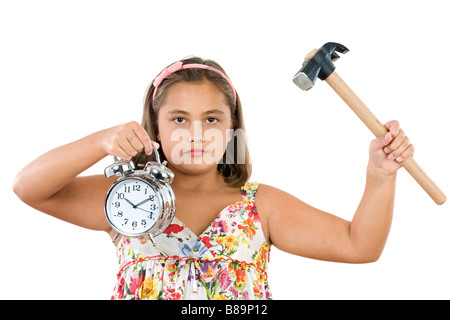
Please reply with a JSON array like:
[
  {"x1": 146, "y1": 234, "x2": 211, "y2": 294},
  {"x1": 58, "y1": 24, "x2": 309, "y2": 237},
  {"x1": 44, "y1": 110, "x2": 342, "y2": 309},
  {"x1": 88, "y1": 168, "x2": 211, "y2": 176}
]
[{"x1": 13, "y1": 56, "x2": 414, "y2": 300}]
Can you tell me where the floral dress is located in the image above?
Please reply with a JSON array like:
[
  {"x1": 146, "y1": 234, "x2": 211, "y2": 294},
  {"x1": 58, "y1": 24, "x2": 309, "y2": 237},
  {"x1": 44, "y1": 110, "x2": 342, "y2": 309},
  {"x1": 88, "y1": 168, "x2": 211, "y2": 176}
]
[{"x1": 111, "y1": 182, "x2": 271, "y2": 300}]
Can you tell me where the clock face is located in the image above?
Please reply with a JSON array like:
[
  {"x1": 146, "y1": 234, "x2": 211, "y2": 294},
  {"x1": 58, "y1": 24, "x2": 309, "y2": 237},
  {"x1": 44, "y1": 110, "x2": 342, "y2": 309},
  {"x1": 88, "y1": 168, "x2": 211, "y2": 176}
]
[{"x1": 105, "y1": 178, "x2": 161, "y2": 236}]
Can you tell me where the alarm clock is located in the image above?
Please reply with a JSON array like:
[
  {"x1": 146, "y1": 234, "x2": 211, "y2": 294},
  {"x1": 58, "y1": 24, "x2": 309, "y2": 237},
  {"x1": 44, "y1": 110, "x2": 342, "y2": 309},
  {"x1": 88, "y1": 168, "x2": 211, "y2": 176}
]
[{"x1": 104, "y1": 147, "x2": 175, "y2": 245}]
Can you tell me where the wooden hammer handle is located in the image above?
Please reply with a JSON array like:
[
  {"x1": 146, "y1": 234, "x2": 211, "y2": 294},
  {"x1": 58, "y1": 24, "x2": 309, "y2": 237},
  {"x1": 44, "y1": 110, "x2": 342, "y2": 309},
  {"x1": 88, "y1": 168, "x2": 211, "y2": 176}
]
[{"x1": 325, "y1": 71, "x2": 446, "y2": 205}]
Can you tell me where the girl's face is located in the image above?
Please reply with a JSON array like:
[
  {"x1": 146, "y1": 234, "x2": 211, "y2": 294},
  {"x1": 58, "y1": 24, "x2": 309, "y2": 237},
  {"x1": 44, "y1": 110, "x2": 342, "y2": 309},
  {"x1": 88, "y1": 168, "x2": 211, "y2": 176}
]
[{"x1": 157, "y1": 80, "x2": 233, "y2": 175}]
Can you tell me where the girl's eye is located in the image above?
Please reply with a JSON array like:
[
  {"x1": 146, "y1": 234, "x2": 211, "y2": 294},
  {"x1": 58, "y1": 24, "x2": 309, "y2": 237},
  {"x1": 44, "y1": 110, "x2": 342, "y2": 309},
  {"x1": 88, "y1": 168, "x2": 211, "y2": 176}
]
[
  {"x1": 206, "y1": 117, "x2": 218, "y2": 124},
  {"x1": 174, "y1": 117, "x2": 185, "y2": 124}
]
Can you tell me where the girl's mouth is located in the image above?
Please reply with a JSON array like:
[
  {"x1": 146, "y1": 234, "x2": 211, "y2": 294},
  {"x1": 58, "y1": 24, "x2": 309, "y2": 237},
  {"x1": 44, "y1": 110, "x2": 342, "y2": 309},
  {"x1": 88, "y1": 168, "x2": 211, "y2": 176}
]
[{"x1": 186, "y1": 148, "x2": 205, "y2": 157}]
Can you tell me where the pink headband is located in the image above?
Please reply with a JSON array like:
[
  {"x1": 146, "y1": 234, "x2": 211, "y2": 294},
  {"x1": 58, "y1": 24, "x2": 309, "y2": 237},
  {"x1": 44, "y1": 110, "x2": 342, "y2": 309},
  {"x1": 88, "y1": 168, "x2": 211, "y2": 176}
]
[{"x1": 152, "y1": 61, "x2": 237, "y2": 104}]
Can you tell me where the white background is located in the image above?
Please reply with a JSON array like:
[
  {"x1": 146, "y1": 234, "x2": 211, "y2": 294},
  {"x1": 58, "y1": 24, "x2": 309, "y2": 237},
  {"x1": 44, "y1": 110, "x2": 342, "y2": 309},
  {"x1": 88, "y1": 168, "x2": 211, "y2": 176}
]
[{"x1": 1, "y1": 0, "x2": 449, "y2": 299}]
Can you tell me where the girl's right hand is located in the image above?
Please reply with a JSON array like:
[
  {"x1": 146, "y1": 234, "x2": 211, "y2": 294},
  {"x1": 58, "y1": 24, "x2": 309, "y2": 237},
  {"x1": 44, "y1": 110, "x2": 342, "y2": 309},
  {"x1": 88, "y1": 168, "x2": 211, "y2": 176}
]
[
  {"x1": 13, "y1": 121, "x2": 159, "y2": 234},
  {"x1": 100, "y1": 121, "x2": 159, "y2": 160}
]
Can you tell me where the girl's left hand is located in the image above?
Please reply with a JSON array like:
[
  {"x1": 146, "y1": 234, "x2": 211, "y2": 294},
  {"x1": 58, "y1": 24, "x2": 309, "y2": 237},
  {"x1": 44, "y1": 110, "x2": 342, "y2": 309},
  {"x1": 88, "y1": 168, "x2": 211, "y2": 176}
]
[{"x1": 368, "y1": 120, "x2": 415, "y2": 175}]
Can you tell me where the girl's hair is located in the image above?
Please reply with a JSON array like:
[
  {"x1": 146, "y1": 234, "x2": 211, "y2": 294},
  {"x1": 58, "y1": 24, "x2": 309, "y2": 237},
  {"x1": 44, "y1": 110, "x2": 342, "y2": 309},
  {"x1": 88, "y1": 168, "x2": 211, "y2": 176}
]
[{"x1": 132, "y1": 56, "x2": 251, "y2": 187}]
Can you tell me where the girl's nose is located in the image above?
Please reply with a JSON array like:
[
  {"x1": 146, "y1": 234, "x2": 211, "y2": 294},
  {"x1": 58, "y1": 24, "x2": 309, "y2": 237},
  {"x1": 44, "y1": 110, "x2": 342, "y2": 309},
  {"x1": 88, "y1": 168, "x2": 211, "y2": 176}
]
[{"x1": 190, "y1": 120, "x2": 204, "y2": 143}]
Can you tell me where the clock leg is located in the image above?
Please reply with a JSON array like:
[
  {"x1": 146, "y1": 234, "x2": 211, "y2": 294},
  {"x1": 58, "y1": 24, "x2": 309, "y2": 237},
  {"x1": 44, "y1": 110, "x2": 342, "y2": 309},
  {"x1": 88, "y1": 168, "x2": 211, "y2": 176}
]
[
  {"x1": 149, "y1": 234, "x2": 156, "y2": 246},
  {"x1": 112, "y1": 232, "x2": 119, "y2": 244}
]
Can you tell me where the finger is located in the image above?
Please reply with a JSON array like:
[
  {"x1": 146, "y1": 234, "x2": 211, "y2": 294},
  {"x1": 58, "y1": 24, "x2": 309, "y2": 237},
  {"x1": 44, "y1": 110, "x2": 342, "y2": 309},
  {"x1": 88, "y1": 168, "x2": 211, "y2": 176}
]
[
  {"x1": 384, "y1": 129, "x2": 406, "y2": 154},
  {"x1": 114, "y1": 144, "x2": 134, "y2": 160},
  {"x1": 370, "y1": 132, "x2": 393, "y2": 151},
  {"x1": 127, "y1": 134, "x2": 145, "y2": 153},
  {"x1": 118, "y1": 136, "x2": 139, "y2": 159},
  {"x1": 384, "y1": 120, "x2": 400, "y2": 138},
  {"x1": 396, "y1": 144, "x2": 415, "y2": 162},
  {"x1": 132, "y1": 124, "x2": 155, "y2": 155},
  {"x1": 388, "y1": 136, "x2": 410, "y2": 160}
]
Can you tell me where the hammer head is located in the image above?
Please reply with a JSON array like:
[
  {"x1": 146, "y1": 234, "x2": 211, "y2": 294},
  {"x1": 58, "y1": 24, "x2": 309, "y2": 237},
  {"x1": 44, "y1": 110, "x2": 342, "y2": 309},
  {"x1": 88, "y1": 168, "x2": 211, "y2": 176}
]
[{"x1": 293, "y1": 42, "x2": 349, "y2": 91}]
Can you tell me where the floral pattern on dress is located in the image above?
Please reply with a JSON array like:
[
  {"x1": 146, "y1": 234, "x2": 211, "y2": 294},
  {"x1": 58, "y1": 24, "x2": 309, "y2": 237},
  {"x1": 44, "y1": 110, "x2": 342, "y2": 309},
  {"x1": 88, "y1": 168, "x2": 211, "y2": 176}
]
[{"x1": 111, "y1": 182, "x2": 271, "y2": 300}]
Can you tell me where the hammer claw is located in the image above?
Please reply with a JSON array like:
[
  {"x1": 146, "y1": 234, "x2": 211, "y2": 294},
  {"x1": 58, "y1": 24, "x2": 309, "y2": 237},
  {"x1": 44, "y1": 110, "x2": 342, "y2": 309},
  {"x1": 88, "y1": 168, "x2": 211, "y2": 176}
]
[
  {"x1": 331, "y1": 52, "x2": 340, "y2": 61},
  {"x1": 326, "y1": 42, "x2": 349, "y2": 54}
]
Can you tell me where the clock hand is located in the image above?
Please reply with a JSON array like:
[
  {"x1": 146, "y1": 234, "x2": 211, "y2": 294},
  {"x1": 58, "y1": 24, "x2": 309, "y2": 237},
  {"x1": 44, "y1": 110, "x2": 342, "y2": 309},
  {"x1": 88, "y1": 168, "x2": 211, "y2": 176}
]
[
  {"x1": 135, "y1": 206, "x2": 152, "y2": 214},
  {"x1": 135, "y1": 207, "x2": 156, "y2": 220},
  {"x1": 123, "y1": 197, "x2": 137, "y2": 208},
  {"x1": 135, "y1": 197, "x2": 152, "y2": 207}
]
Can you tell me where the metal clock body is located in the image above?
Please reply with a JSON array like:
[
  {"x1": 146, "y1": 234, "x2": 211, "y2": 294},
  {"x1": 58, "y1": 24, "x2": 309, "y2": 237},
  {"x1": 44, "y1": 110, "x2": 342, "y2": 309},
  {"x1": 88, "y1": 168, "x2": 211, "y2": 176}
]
[{"x1": 104, "y1": 147, "x2": 175, "y2": 244}]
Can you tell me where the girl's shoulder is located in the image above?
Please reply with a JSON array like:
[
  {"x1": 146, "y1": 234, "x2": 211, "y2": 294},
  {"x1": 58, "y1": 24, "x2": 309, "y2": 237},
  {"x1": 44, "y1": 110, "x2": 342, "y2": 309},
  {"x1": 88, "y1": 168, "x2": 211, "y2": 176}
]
[
  {"x1": 252, "y1": 182, "x2": 287, "y2": 198},
  {"x1": 253, "y1": 183, "x2": 300, "y2": 211},
  {"x1": 241, "y1": 182, "x2": 284, "y2": 203},
  {"x1": 250, "y1": 183, "x2": 293, "y2": 246}
]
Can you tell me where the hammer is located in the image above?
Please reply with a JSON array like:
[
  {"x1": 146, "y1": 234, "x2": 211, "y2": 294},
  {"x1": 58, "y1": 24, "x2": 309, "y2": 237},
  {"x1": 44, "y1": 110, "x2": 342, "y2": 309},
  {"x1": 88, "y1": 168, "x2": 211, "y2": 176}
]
[{"x1": 293, "y1": 42, "x2": 446, "y2": 205}]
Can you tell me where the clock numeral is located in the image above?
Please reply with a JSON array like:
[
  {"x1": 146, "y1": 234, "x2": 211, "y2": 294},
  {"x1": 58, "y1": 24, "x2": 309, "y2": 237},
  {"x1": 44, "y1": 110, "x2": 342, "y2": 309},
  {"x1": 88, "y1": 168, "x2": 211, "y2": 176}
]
[
  {"x1": 117, "y1": 211, "x2": 123, "y2": 217},
  {"x1": 132, "y1": 221, "x2": 137, "y2": 228},
  {"x1": 114, "y1": 202, "x2": 120, "y2": 208},
  {"x1": 148, "y1": 212, "x2": 154, "y2": 220},
  {"x1": 133, "y1": 185, "x2": 141, "y2": 192},
  {"x1": 150, "y1": 204, "x2": 157, "y2": 210},
  {"x1": 117, "y1": 193, "x2": 125, "y2": 200},
  {"x1": 124, "y1": 185, "x2": 130, "y2": 193},
  {"x1": 123, "y1": 218, "x2": 129, "y2": 225},
  {"x1": 141, "y1": 220, "x2": 147, "y2": 226}
]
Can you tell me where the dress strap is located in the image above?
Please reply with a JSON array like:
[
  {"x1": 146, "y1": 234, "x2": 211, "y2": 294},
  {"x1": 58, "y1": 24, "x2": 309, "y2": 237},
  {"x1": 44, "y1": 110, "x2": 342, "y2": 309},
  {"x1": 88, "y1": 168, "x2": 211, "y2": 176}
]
[{"x1": 241, "y1": 182, "x2": 260, "y2": 203}]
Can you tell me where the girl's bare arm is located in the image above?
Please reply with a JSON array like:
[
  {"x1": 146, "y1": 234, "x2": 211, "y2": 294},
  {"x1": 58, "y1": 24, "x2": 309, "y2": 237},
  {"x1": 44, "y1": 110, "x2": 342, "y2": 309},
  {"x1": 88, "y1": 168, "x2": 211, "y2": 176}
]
[
  {"x1": 12, "y1": 121, "x2": 156, "y2": 232},
  {"x1": 259, "y1": 121, "x2": 413, "y2": 263}
]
